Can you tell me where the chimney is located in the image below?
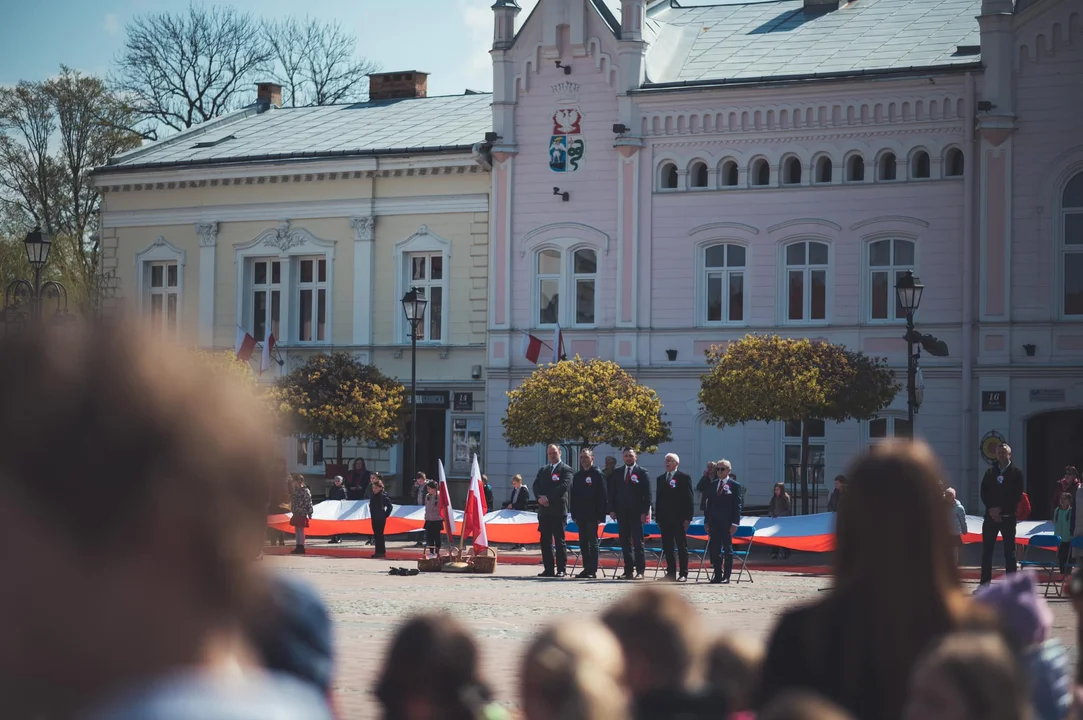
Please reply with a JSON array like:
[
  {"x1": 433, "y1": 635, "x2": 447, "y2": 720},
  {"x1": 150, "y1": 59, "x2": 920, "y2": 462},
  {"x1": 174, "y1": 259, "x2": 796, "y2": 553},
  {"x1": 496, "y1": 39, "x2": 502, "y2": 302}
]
[
  {"x1": 367, "y1": 71, "x2": 429, "y2": 101},
  {"x1": 255, "y1": 82, "x2": 282, "y2": 112},
  {"x1": 804, "y1": 0, "x2": 840, "y2": 12}
]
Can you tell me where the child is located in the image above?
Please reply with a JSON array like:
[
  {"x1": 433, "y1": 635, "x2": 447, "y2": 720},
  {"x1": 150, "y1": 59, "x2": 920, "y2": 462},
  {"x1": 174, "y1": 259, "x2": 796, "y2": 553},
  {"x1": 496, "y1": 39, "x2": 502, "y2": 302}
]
[
  {"x1": 423, "y1": 479, "x2": 443, "y2": 556},
  {"x1": 289, "y1": 474, "x2": 314, "y2": 555},
  {"x1": 1056, "y1": 492, "x2": 1074, "y2": 574},
  {"x1": 369, "y1": 475, "x2": 394, "y2": 559},
  {"x1": 946, "y1": 487, "x2": 967, "y2": 565}
]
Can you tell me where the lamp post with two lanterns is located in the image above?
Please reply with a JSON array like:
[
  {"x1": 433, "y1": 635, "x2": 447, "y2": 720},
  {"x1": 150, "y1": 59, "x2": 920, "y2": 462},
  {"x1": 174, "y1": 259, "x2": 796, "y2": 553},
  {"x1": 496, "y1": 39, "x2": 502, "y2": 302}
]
[
  {"x1": 3, "y1": 226, "x2": 70, "y2": 330},
  {"x1": 894, "y1": 270, "x2": 949, "y2": 436},
  {"x1": 400, "y1": 287, "x2": 428, "y2": 489}
]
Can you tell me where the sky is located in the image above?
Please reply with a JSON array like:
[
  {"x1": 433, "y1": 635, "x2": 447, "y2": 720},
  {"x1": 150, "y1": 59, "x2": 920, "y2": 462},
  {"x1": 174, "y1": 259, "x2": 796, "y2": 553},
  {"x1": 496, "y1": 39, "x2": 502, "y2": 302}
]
[{"x1": 0, "y1": 0, "x2": 542, "y2": 96}]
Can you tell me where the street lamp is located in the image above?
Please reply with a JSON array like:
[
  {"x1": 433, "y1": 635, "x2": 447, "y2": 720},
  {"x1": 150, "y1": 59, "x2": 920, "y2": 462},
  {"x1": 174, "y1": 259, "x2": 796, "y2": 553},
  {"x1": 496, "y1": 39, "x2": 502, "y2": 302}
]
[
  {"x1": 4, "y1": 226, "x2": 68, "y2": 328},
  {"x1": 401, "y1": 287, "x2": 428, "y2": 491},
  {"x1": 895, "y1": 271, "x2": 924, "y2": 434}
]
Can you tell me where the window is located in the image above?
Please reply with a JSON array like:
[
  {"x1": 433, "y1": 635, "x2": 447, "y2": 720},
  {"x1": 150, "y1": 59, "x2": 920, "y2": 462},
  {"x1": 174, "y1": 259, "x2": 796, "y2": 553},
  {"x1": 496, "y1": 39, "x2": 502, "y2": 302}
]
[
  {"x1": 751, "y1": 158, "x2": 771, "y2": 187},
  {"x1": 537, "y1": 249, "x2": 561, "y2": 325},
  {"x1": 703, "y1": 244, "x2": 746, "y2": 324},
  {"x1": 296, "y1": 257, "x2": 327, "y2": 343},
  {"x1": 721, "y1": 160, "x2": 739, "y2": 187},
  {"x1": 451, "y1": 417, "x2": 484, "y2": 476},
  {"x1": 868, "y1": 416, "x2": 913, "y2": 442},
  {"x1": 783, "y1": 156, "x2": 802, "y2": 185},
  {"x1": 1062, "y1": 172, "x2": 1083, "y2": 316},
  {"x1": 295, "y1": 435, "x2": 324, "y2": 467},
  {"x1": 251, "y1": 259, "x2": 282, "y2": 342},
  {"x1": 815, "y1": 156, "x2": 833, "y2": 184},
  {"x1": 147, "y1": 262, "x2": 179, "y2": 337},
  {"x1": 690, "y1": 162, "x2": 709, "y2": 189},
  {"x1": 846, "y1": 154, "x2": 865, "y2": 182},
  {"x1": 407, "y1": 254, "x2": 444, "y2": 341},
  {"x1": 868, "y1": 238, "x2": 916, "y2": 321},
  {"x1": 945, "y1": 148, "x2": 965, "y2": 177},
  {"x1": 660, "y1": 162, "x2": 678, "y2": 189},
  {"x1": 785, "y1": 241, "x2": 829, "y2": 322},
  {"x1": 783, "y1": 419, "x2": 825, "y2": 491},
  {"x1": 911, "y1": 150, "x2": 931, "y2": 179},
  {"x1": 878, "y1": 152, "x2": 897, "y2": 181},
  {"x1": 572, "y1": 248, "x2": 596, "y2": 325}
]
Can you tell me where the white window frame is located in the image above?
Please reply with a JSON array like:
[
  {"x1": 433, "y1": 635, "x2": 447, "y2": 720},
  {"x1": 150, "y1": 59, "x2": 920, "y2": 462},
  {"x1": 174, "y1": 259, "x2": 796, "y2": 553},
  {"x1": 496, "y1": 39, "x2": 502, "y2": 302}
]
[
  {"x1": 844, "y1": 152, "x2": 866, "y2": 183},
  {"x1": 531, "y1": 242, "x2": 602, "y2": 330},
  {"x1": 448, "y1": 414, "x2": 484, "y2": 477},
  {"x1": 658, "y1": 161, "x2": 679, "y2": 191},
  {"x1": 697, "y1": 241, "x2": 749, "y2": 327},
  {"x1": 943, "y1": 146, "x2": 965, "y2": 178},
  {"x1": 866, "y1": 415, "x2": 913, "y2": 445},
  {"x1": 688, "y1": 160, "x2": 710, "y2": 190},
  {"x1": 781, "y1": 419, "x2": 826, "y2": 491},
  {"x1": 295, "y1": 255, "x2": 329, "y2": 344},
  {"x1": 876, "y1": 150, "x2": 899, "y2": 182},
  {"x1": 134, "y1": 236, "x2": 185, "y2": 339},
  {"x1": 535, "y1": 248, "x2": 562, "y2": 328},
  {"x1": 571, "y1": 247, "x2": 598, "y2": 328},
  {"x1": 404, "y1": 253, "x2": 446, "y2": 342},
  {"x1": 719, "y1": 159, "x2": 740, "y2": 188},
  {"x1": 146, "y1": 261, "x2": 180, "y2": 338},
  {"x1": 865, "y1": 236, "x2": 917, "y2": 324},
  {"x1": 294, "y1": 434, "x2": 325, "y2": 471},
  {"x1": 780, "y1": 238, "x2": 831, "y2": 325},
  {"x1": 234, "y1": 223, "x2": 336, "y2": 349},
  {"x1": 1059, "y1": 170, "x2": 1083, "y2": 318},
  {"x1": 394, "y1": 226, "x2": 452, "y2": 345},
  {"x1": 249, "y1": 257, "x2": 283, "y2": 343}
]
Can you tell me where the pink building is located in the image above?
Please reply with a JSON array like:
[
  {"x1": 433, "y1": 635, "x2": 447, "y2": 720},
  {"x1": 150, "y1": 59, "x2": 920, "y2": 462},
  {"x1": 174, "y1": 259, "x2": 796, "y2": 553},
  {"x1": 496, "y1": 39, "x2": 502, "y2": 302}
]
[{"x1": 480, "y1": 0, "x2": 1083, "y2": 514}]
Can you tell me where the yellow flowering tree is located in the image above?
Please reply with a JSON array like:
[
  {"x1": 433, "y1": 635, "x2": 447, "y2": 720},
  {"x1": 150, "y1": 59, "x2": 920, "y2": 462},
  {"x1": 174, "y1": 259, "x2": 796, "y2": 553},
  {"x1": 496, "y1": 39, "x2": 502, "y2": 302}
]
[
  {"x1": 270, "y1": 352, "x2": 407, "y2": 468},
  {"x1": 192, "y1": 349, "x2": 257, "y2": 385},
  {"x1": 699, "y1": 335, "x2": 899, "y2": 513},
  {"x1": 502, "y1": 357, "x2": 672, "y2": 455}
]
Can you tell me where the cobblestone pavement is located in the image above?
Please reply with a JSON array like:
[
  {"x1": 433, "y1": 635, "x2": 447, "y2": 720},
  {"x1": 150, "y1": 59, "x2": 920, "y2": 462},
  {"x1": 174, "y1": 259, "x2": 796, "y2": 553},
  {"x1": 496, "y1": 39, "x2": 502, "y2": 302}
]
[{"x1": 268, "y1": 555, "x2": 1080, "y2": 719}]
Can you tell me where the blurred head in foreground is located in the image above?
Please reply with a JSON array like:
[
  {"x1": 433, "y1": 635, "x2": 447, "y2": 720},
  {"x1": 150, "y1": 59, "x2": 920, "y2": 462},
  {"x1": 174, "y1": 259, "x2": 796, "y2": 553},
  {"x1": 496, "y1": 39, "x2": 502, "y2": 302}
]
[
  {"x1": 521, "y1": 619, "x2": 628, "y2": 720},
  {"x1": 0, "y1": 323, "x2": 280, "y2": 717}
]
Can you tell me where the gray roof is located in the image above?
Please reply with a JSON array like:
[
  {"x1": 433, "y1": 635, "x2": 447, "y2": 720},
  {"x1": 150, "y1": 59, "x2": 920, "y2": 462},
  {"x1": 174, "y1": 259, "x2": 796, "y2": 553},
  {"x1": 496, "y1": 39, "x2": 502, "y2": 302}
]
[
  {"x1": 102, "y1": 93, "x2": 493, "y2": 172},
  {"x1": 644, "y1": 0, "x2": 982, "y2": 85}
]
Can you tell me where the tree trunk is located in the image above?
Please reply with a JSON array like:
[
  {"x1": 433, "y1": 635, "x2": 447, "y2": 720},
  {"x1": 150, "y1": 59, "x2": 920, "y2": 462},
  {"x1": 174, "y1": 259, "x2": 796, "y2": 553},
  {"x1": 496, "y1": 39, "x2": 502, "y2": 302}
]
[
  {"x1": 336, "y1": 435, "x2": 344, "y2": 466},
  {"x1": 800, "y1": 420, "x2": 810, "y2": 515}
]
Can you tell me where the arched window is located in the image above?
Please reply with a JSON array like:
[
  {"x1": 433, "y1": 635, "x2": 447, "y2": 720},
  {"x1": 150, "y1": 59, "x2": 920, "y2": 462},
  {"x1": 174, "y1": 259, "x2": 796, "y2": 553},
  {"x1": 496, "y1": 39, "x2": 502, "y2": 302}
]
[
  {"x1": 702, "y1": 243, "x2": 746, "y2": 324},
  {"x1": 878, "y1": 152, "x2": 897, "y2": 181},
  {"x1": 910, "y1": 150, "x2": 931, "y2": 179},
  {"x1": 868, "y1": 416, "x2": 912, "y2": 442},
  {"x1": 785, "y1": 240, "x2": 829, "y2": 322},
  {"x1": 572, "y1": 248, "x2": 597, "y2": 325},
  {"x1": 868, "y1": 238, "x2": 916, "y2": 321},
  {"x1": 536, "y1": 249, "x2": 561, "y2": 325},
  {"x1": 782, "y1": 156, "x2": 802, "y2": 185},
  {"x1": 720, "y1": 160, "x2": 739, "y2": 187},
  {"x1": 814, "y1": 156, "x2": 833, "y2": 184},
  {"x1": 945, "y1": 148, "x2": 964, "y2": 177},
  {"x1": 846, "y1": 154, "x2": 865, "y2": 182},
  {"x1": 690, "y1": 161, "x2": 709, "y2": 189},
  {"x1": 751, "y1": 158, "x2": 771, "y2": 187},
  {"x1": 660, "y1": 162, "x2": 678, "y2": 190},
  {"x1": 1062, "y1": 171, "x2": 1083, "y2": 316}
]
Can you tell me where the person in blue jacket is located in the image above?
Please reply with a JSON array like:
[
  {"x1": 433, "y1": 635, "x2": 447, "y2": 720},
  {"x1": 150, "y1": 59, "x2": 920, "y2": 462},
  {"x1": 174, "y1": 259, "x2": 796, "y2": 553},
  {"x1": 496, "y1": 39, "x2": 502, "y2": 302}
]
[{"x1": 704, "y1": 459, "x2": 742, "y2": 584}]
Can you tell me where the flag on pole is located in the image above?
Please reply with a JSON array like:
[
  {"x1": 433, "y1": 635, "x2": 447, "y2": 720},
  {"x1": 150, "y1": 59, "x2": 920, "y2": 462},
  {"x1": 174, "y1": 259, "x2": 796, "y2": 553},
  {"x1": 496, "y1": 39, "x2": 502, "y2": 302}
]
[
  {"x1": 522, "y1": 333, "x2": 544, "y2": 364},
  {"x1": 437, "y1": 460, "x2": 457, "y2": 539},
  {"x1": 462, "y1": 454, "x2": 489, "y2": 553},
  {"x1": 260, "y1": 333, "x2": 277, "y2": 374},
  {"x1": 553, "y1": 323, "x2": 566, "y2": 362},
  {"x1": 235, "y1": 327, "x2": 257, "y2": 362}
]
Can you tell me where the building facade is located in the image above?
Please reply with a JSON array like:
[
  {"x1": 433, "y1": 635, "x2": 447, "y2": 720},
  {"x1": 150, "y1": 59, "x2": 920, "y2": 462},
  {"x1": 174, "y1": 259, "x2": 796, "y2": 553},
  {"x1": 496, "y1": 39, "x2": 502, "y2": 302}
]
[
  {"x1": 481, "y1": 0, "x2": 1083, "y2": 514},
  {"x1": 93, "y1": 75, "x2": 492, "y2": 497}
]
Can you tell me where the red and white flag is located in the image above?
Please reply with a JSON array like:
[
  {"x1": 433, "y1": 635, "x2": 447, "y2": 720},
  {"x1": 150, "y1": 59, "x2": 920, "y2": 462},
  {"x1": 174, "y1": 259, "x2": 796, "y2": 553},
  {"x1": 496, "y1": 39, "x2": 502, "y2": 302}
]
[
  {"x1": 553, "y1": 323, "x2": 565, "y2": 363},
  {"x1": 235, "y1": 326, "x2": 257, "y2": 362},
  {"x1": 260, "y1": 333, "x2": 277, "y2": 374},
  {"x1": 522, "y1": 333, "x2": 544, "y2": 364},
  {"x1": 462, "y1": 454, "x2": 489, "y2": 553},
  {"x1": 437, "y1": 459, "x2": 457, "y2": 539}
]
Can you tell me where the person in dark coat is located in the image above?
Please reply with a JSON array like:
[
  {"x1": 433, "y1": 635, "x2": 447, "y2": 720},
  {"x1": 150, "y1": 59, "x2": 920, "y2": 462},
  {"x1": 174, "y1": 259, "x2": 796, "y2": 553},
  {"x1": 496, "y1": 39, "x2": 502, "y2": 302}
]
[
  {"x1": 608, "y1": 447, "x2": 652, "y2": 580},
  {"x1": 704, "y1": 459, "x2": 742, "y2": 584},
  {"x1": 327, "y1": 476, "x2": 347, "y2": 545},
  {"x1": 344, "y1": 458, "x2": 371, "y2": 500},
  {"x1": 533, "y1": 444, "x2": 573, "y2": 577},
  {"x1": 656, "y1": 452, "x2": 695, "y2": 582},
  {"x1": 368, "y1": 475, "x2": 394, "y2": 559},
  {"x1": 696, "y1": 461, "x2": 717, "y2": 513},
  {"x1": 979, "y1": 442, "x2": 1026, "y2": 585},
  {"x1": 503, "y1": 474, "x2": 530, "y2": 510},
  {"x1": 481, "y1": 474, "x2": 494, "y2": 511},
  {"x1": 570, "y1": 448, "x2": 608, "y2": 579}
]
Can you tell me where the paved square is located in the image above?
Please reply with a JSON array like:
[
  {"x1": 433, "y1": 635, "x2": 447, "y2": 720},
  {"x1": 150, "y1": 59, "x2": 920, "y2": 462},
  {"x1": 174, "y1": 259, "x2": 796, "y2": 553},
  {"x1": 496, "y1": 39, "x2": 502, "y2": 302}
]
[{"x1": 267, "y1": 555, "x2": 1080, "y2": 719}]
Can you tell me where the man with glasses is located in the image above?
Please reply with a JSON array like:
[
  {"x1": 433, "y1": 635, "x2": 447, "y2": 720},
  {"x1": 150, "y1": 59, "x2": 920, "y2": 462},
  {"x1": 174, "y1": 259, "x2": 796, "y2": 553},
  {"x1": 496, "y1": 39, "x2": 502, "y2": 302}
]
[
  {"x1": 704, "y1": 459, "x2": 742, "y2": 584},
  {"x1": 570, "y1": 448, "x2": 608, "y2": 579},
  {"x1": 608, "y1": 447, "x2": 652, "y2": 580},
  {"x1": 656, "y1": 453, "x2": 694, "y2": 582}
]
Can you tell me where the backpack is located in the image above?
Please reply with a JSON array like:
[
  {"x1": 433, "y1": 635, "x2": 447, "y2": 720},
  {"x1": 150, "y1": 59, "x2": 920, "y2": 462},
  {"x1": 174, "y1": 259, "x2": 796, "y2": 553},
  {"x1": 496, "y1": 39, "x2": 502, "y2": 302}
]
[{"x1": 1017, "y1": 492, "x2": 1032, "y2": 521}]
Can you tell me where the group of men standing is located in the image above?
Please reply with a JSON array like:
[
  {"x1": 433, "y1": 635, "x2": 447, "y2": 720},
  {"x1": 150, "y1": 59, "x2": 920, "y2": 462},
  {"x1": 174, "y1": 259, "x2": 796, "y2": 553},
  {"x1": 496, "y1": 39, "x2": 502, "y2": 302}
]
[{"x1": 532, "y1": 445, "x2": 742, "y2": 584}]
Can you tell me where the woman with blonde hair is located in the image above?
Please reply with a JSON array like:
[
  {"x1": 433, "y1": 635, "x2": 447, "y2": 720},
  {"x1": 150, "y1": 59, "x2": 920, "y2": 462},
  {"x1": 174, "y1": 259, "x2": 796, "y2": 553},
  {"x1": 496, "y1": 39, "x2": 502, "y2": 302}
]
[{"x1": 521, "y1": 619, "x2": 628, "y2": 720}]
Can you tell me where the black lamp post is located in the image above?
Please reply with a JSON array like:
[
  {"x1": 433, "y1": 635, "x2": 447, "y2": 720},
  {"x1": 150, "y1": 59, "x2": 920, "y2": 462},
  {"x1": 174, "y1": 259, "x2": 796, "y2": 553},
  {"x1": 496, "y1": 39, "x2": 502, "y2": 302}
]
[
  {"x1": 895, "y1": 271, "x2": 924, "y2": 434},
  {"x1": 400, "y1": 287, "x2": 428, "y2": 490},
  {"x1": 4, "y1": 226, "x2": 69, "y2": 329}
]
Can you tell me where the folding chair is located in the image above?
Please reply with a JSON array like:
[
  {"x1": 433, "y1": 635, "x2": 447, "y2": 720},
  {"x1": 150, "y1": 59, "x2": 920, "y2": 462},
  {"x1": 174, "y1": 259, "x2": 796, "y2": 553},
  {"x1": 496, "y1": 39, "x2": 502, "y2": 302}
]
[
  {"x1": 732, "y1": 525, "x2": 756, "y2": 584},
  {"x1": 642, "y1": 522, "x2": 664, "y2": 578},
  {"x1": 1071, "y1": 535, "x2": 1083, "y2": 571},
  {"x1": 565, "y1": 521, "x2": 582, "y2": 574},
  {"x1": 1019, "y1": 533, "x2": 1061, "y2": 597},
  {"x1": 600, "y1": 521, "x2": 624, "y2": 578}
]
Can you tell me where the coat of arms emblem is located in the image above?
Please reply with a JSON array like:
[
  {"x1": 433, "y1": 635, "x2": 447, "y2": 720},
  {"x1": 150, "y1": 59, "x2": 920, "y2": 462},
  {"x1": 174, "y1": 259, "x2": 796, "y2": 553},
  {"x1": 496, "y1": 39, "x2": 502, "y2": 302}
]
[{"x1": 549, "y1": 82, "x2": 584, "y2": 173}]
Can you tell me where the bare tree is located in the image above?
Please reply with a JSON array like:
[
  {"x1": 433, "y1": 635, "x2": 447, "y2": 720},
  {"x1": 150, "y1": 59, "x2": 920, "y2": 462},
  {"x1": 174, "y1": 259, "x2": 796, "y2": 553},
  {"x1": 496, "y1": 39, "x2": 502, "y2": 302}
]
[
  {"x1": 112, "y1": 5, "x2": 273, "y2": 137},
  {"x1": 265, "y1": 17, "x2": 378, "y2": 107}
]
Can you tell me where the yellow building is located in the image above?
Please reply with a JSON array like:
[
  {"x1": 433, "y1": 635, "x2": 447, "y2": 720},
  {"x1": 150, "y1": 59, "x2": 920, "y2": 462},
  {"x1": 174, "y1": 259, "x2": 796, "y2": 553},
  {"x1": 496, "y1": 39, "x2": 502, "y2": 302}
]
[{"x1": 93, "y1": 74, "x2": 492, "y2": 496}]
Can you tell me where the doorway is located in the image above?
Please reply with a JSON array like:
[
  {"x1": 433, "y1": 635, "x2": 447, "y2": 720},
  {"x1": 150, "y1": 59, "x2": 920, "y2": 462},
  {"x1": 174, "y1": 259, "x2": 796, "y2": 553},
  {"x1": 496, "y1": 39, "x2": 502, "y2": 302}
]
[
  {"x1": 1025, "y1": 409, "x2": 1083, "y2": 520},
  {"x1": 402, "y1": 408, "x2": 447, "y2": 495}
]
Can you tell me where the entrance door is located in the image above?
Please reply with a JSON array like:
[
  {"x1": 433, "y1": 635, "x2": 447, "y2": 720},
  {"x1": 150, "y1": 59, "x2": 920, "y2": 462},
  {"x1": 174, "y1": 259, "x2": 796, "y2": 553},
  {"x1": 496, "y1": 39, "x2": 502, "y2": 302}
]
[
  {"x1": 1026, "y1": 410, "x2": 1083, "y2": 520},
  {"x1": 402, "y1": 408, "x2": 447, "y2": 495}
]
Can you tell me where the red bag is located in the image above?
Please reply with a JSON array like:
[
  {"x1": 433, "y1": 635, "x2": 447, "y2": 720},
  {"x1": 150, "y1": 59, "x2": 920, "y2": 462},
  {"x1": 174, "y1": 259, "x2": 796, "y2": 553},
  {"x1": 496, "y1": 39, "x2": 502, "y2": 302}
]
[{"x1": 1017, "y1": 492, "x2": 1032, "y2": 521}]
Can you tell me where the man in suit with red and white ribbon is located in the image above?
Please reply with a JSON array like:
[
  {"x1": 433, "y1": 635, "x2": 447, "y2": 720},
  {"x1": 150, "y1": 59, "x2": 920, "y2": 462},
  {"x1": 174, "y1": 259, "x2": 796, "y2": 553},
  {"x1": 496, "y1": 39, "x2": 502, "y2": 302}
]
[{"x1": 608, "y1": 447, "x2": 652, "y2": 579}]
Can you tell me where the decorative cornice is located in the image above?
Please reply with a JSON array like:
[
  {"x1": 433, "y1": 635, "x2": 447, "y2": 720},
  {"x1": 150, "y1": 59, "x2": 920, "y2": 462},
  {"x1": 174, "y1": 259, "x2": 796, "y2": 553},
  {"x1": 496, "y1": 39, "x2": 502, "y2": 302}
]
[
  {"x1": 350, "y1": 216, "x2": 374, "y2": 242},
  {"x1": 264, "y1": 221, "x2": 307, "y2": 252},
  {"x1": 195, "y1": 222, "x2": 218, "y2": 247},
  {"x1": 688, "y1": 222, "x2": 759, "y2": 236},
  {"x1": 650, "y1": 125, "x2": 966, "y2": 149},
  {"x1": 767, "y1": 218, "x2": 842, "y2": 234},
  {"x1": 849, "y1": 215, "x2": 931, "y2": 231}
]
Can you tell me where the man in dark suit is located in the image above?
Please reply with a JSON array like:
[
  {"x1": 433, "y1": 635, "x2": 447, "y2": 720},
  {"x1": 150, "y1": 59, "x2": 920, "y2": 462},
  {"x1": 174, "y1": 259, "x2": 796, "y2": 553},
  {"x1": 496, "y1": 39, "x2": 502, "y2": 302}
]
[
  {"x1": 608, "y1": 447, "x2": 652, "y2": 579},
  {"x1": 503, "y1": 474, "x2": 530, "y2": 510},
  {"x1": 980, "y1": 442, "x2": 1025, "y2": 585},
  {"x1": 696, "y1": 460, "x2": 717, "y2": 513},
  {"x1": 704, "y1": 458, "x2": 742, "y2": 584},
  {"x1": 533, "y1": 444, "x2": 573, "y2": 577},
  {"x1": 570, "y1": 448, "x2": 608, "y2": 579},
  {"x1": 656, "y1": 453, "x2": 694, "y2": 582}
]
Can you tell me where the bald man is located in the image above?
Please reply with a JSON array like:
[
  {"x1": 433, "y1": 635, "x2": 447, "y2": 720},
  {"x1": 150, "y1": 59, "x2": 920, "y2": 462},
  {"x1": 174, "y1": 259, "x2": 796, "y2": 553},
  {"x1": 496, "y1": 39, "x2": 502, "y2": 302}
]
[
  {"x1": 533, "y1": 444, "x2": 574, "y2": 578},
  {"x1": 656, "y1": 453, "x2": 695, "y2": 581}
]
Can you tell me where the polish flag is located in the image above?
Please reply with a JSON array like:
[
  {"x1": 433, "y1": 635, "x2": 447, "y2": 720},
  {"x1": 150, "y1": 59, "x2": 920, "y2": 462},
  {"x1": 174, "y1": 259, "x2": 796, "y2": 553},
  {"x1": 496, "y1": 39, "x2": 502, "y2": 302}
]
[
  {"x1": 522, "y1": 333, "x2": 544, "y2": 364},
  {"x1": 235, "y1": 327, "x2": 257, "y2": 362},
  {"x1": 553, "y1": 323, "x2": 566, "y2": 363},
  {"x1": 260, "y1": 333, "x2": 277, "y2": 374},
  {"x1": 437, "y1": 459, "x2": 457, "y2": 539},
  {"x1": 462, "y1": 454, "x2": 489, "y2": 553}
]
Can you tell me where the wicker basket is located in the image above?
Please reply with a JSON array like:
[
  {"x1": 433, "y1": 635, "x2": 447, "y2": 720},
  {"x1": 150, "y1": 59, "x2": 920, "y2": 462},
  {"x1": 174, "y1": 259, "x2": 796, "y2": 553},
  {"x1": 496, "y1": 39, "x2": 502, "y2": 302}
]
[
  {"x1": 470, "y1": 547, "x2": 498, "y2": 574},
  {"x1": 417, "y1": 547, "x2": 459, "y2": 572}
]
